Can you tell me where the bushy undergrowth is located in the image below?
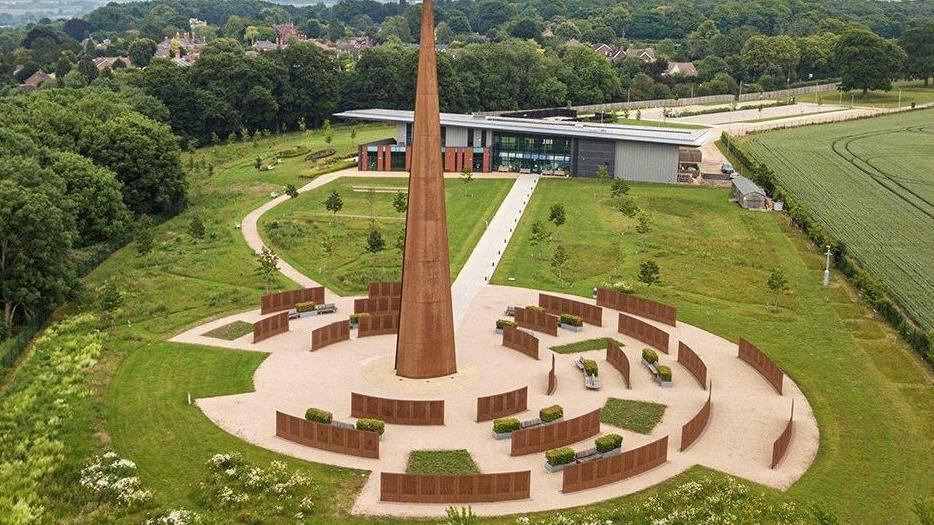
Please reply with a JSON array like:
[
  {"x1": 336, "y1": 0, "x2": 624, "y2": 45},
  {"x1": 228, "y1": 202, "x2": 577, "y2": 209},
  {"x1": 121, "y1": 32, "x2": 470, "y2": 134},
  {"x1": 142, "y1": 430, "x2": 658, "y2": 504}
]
[
  {"x1": 513, "y1": 476, "x2": 811, "y2": 525},
  {"x1": 80, "y1": 452, "x2": 152, "y2": 508},
  {"x1": 0, "y1": 315, "x2": 104, "y2": 524}
]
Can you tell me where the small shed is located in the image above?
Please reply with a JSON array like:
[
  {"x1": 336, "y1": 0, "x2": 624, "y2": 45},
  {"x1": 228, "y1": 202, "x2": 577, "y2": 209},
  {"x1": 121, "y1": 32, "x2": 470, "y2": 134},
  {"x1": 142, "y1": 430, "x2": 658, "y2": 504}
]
[{"x1": 731, "y1": 175, "x2": 768, "y2": 210}]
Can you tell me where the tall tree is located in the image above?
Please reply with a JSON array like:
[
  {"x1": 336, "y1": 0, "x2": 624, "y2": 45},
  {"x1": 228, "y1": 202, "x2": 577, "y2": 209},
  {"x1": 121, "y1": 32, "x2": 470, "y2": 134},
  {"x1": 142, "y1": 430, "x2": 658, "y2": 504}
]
[
  {"x1": 835, "y1": 29, "x2": 907, "y2": 95},
  {"x1": 128, "y1": 38, "x2": 158, "y2": 68},
  {"x1": 898, "y1": 22, "x2": 934, "y2": 86}
]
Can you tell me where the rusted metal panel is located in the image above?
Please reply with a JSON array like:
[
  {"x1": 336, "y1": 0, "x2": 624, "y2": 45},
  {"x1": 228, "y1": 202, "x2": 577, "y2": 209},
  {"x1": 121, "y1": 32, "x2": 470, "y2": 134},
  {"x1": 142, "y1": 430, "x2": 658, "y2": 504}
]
[
  {"x1": 596, "y1": 288, "x2": 676, "y2": 326},
  {"x1": 476, "y1": 386, "x2": 528, "y2": 422},
  {"x1": 252, "y1": 312, "x2": 289, "y2": 343},
  {"x1": 351, "y1": 392, "x2": 444, "y2": 425}
]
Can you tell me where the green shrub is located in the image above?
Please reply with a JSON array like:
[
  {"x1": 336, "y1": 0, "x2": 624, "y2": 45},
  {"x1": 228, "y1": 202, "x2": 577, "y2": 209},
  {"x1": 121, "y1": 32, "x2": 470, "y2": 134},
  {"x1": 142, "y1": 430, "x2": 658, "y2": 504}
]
[
  {"x1": 657, "y1": 365, "x2": 672, "y2": 382},
  {"x1": 496, "y1": 319, "x2": 517, "y2": 330},
  {"x1": 295, "y1": 301, "x2": 316, "y2": 313},
  {"x1": 560, "y1": 313, "x2": 583, "y2": 326},
  {"x1": 356, "y1": 418, "x2": 385, "y2": 435},
  {"x1": 595, "y1": 433, "x2": 623, "y2": 453},
  {"x1": 601, "y1": 281, "x2": 634, "y2": 294},
  {"x1": 540, "y1": 404, "x2": 564, "y2": 423},
  {"x1": 642, "y1": 348, "x2": 659, "y2": 364},
  {"x1": 526, "y1": 305, "x2": 546, "y2": 313},
  {"x1": 582, "y1": 358, "x2": 598, "y2": 377},
  {"x1": 305, "y1": 407, "x2": 332, "y2": 424},
  {"x1": 493, "y1": 417, "x2": 520, "y2": 434},
  {"x1": 278, "y1": 145, "x2": 311, "y2": 158},
  {"x1": 349, "y1": 312, "x2": 369, "y2": 324},
  {"x1": 304, "y1": 148, "x2": 335, "y2": 161},
  {"x1": 545, "y1": 447, "x2": 576, "y2": 466}
]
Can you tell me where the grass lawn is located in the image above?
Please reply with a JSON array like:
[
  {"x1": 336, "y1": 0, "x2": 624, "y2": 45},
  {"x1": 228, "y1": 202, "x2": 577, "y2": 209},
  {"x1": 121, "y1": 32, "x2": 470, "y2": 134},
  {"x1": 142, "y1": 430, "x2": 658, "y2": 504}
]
[
  {"x1": 492, "y1": 178, "x2": 933, "y2": 523},
  {"x1": 793, "y1": 79, "x2": 934, "y2": 108},
  {"x1": 609, "y1": 117, "x2": 708, "y2": 129},
  {"x1": 406, "y1": 450, "x2": 479, "y2": 475},
  {"x1": 551, "y1": 337, "x2": 625, "y2": 354},
  {"x1": 601, "y1": 398, "x2": 666, "y2": 434},
  {"x1": 259, "y1": 176, "x2": 512, "y2": 295},
  {"x1": 201, "y1": 320, "x2": 253, "y2": 340}
]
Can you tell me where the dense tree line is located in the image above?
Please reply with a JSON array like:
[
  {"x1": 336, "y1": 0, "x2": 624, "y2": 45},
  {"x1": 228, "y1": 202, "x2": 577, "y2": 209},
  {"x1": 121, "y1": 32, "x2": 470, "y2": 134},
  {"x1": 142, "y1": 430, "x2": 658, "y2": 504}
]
[{"x1": 0, "y1": 86, "x2": 185, "y2": 335}]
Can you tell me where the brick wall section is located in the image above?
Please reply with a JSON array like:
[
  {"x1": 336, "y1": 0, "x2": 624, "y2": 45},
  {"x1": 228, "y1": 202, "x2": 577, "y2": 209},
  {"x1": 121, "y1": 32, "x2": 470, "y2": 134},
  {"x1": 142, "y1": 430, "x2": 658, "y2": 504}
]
[
  {"x1": 275, "y1": 411, "x2": 379, "y2": 458},
  {"x1": 510, "y1": 408, "x2": 602, "y2": 456},
  {"x1": 380, "y1": 471, "x2": 531, "y2": 503},
  {"x1": 357, "y1": 312, "x2": 400, "y2": 337},
  {"x1": 680, "y1": 388, "x2": 712, "y2": 451},
  {"x1": 515, "y1": 307, "x2": 559, "y2": 336},
  {"x1": 561, "y1": 435, "x2": 669, "y2": 492},
  {"x1": 502, "y1": 326, "x2": 539, "y2": 360},
  {"x1": 261, "y1": 287, "x2": 325, "y2": 314},
  {"x1": 617, "y1": 313, "x2": 670, "y2": 353},
  {"x1": 476, "y1": 386, "x2": 528, "y2": 422},
  {"x1": 677, "y1": 341, "x2": 707, "y2": 389},
  {"x1": 311, "y1": 320, "x2": 350, "y2": 351},
  {"x1": 738, "y1": 338, "x2": 783, "y2": 394},
  {"x1": 771, "y1": 400, "x2": 794, "y2": 468},
  {"x1": 538, "y1": 293, "x2": 603, "y2": 326},
  {"x1": 253, "y1": 312, "x2": 289, "y2": 343},
  {"x1": 351, "y1": 393, "x2": 445, "y2": 425},
  {"x1": 596, "y1": 288, "x2": 676, "y2": 326},
  {"x1": 606, "y1": 339, "x2": 630, "y2": 388}
]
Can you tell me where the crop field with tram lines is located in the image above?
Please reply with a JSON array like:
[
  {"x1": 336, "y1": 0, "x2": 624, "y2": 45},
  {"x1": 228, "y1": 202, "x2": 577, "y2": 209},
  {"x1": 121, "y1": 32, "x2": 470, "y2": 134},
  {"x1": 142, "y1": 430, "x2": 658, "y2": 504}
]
[{"x1": 741, "y1": 108, "x2": 934, "y2": 331}]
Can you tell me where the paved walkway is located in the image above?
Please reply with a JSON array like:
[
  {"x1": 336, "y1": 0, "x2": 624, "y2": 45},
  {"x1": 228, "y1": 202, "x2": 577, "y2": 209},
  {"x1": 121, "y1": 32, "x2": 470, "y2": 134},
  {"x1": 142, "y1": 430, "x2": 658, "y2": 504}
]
[{"x1": 451, "y1": 173, "x2": 538, "y2": 327}]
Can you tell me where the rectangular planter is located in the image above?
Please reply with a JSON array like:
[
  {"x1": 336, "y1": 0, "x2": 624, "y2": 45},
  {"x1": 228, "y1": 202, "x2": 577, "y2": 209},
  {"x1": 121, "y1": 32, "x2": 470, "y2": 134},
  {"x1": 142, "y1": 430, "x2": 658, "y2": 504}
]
[
  {"x1": 599, "y1": 447, "x2": 622, "y2": 459},
  {"x1": 492, "y1": 431, "x2": 513, "y2": 440},
  {"x1": 560, "y1": 323, "x2": 583, "y2": 332},
  {"x1": 495, "y1": 328, "x2": 504, "y2": 334},
  {"x1": 544, "y1": 461, "x2": 571, "y2": 473}
]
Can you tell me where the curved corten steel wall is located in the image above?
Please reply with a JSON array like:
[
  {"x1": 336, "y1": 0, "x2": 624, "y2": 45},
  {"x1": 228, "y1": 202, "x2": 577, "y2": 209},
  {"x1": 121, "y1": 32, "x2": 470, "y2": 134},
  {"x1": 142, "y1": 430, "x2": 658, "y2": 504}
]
[
  {"x1": 350, "y1": 392, "x2": 445, "y2": 425},
  {"x1": 596, "y1": 288, "x2": 676, "y2": 326},
  {"x1": 546, "y1": 354, "x2": 557, "y2": 395},
  {"x1": 261, "y1": 287, "x2": 325, "y2": 314},
  {"x1": 738, "y1": 338, "x2": 783, "y2": 394},
  {"x1": 515, "y1": 306, "x2": 559, "y2": 336},
  {"x1": 358, "y1": 312, "x2": 400, "y2": 337},
  {"x1": 606, "y1": 339, "x2": 630, "y2": 389},
  {"x1": 771, "y1": 400, "x2": 794, "y2": 468},
  {"x1": 354, "y1": 296, "x2": 402, "y2": 314},
  {"x1": 311, "y1": 320, "x2": 350, "y2": 351},
  {"x1": 253, "y1": 312, "x2": 289, "y2": 343},
  {"x1": 476, "y1": 386, "x2": 528, "y2": 422},
  {"x1": 677, "y1": 341, "x2": 707, "y2": 389},
  {"x1": 561, "y1": 435, "x2": 669, "y2": 493},
  {"x1": 275, "y1": 411, "x2": 379, "y2": 458},
  {"x1": 380, "y1": 471, "x2": 531, "y2": 503},
  {"x1": 538, "y1": 294, "x2": 603, "y2": 326},
  {"x1": 368, "y1": 281, "x2": 402, "y2": 297},
  {"x1": 502, "y1": 326, "x2": 539, "y2": 360},
  {"x1": 680, "y1": 387, "x2": 712, "y2": 451},
  {"x1": 617, "y1": 313, "x2": 670, "y2": 353},
  {"x1": 510, "y1": 408, "x2": 601, "y2": 456}
]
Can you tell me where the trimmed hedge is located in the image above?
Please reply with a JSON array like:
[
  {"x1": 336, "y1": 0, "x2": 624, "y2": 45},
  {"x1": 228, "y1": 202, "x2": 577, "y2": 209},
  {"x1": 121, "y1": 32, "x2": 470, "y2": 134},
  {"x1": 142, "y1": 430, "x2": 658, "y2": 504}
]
[
  {"x1": 560, "y1": 313, "x2": 583, "y2": 327},
  {"x1": 720, "y1": 131, "x2": 932, "y2": 364},
  {"x1": 540, "y1": 405, "x2": 564, "y2": 423},
  {"x1": 305, "y1": 407, "x2": 333, "y2": 424},
  {"x1": 642, "y1": 348, "x2": 659, "y2": 364},
  {"x1": 295, "y1": 301, "x2": 316, "y2": 313},
  {"x1": 545, "y1": 447, "x2": 576, "y2": 466},
  {"x1": 493, "y1": 417, "x2": 520, "y2": 434},
  {"x1": 526, "y1": 305, "x2": 546, "y2": 313},
  {"x1": 496, "y1": 319, "x2": 517, "y2": 330},
  {"x1": 657, "y1": 365, "x2": 672, "y2": 382},
  {"x1": 349, "y1": 312, "x2": 368, "y2": 323},
  {"x1": 356, "y1": 418, "x2": 385, "y2": 435},
  {"x1": 278, "y1": 145, "x2": 311, "y2": 158},
  {"x1": 305, "y1": 148, "x2": 335, "y2": 161},
  {"x1": 582, "y1": 358, "x2": 598, "y2": 377},
  {"x1": 595, "y1": 433, "x2": 623, "y2": 453}
]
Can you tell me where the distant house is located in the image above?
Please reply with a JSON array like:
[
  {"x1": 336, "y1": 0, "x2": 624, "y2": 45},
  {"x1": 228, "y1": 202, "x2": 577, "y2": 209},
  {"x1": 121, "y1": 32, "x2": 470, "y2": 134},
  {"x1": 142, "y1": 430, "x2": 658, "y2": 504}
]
[
  {"x1": 625, "y1": 47, "x2": 656, "y2": 62},
  {"x1": 253, "y1": 40, "x2": 278, "y2": 53},
  {"x1": 93, "y1": 56, "x2": 133, "y2": 71},
  {"x1": 591, "y1": 43, "x2": 619, "y2": 58},
  {"x1": 731, "y1": 175, "x2": 768, "y2": 210},
  {"x1": 664, "y1": 61, "x2": 698, "y2": 77},
  {"x1": 157, "y1": 33, "x2": 207, "y2": 63},
  {"x1": 18, "y1": 70, "x2": 55, "y2": 91}
]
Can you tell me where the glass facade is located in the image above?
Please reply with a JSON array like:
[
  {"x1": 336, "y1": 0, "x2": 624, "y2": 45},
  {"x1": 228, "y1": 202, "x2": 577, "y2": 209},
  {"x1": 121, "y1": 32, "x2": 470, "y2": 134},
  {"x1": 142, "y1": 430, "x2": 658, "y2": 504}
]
[{"x1": 491, "y1": 132, "x2": 572, "y2": 174}]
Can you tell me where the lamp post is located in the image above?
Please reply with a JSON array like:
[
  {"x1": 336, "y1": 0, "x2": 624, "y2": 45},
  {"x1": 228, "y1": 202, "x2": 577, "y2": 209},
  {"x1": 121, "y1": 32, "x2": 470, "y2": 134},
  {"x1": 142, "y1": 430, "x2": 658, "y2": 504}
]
[{"x1": 823, "y1": 245, "x2": 832, "y2": 286}]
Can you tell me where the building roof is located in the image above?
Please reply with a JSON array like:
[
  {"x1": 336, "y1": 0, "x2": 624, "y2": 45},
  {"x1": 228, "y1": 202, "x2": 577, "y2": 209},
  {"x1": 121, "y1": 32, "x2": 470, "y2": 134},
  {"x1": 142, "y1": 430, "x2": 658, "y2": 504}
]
[
  {"x1": 732, "y1": 175, "x2": 766, "y2": 196},
  {"x1": 333, "y1": 109, "x2": 710, "y2": 147},
  {"x1": 665, "y1": 61, "x2": 697, "y2": 77}
]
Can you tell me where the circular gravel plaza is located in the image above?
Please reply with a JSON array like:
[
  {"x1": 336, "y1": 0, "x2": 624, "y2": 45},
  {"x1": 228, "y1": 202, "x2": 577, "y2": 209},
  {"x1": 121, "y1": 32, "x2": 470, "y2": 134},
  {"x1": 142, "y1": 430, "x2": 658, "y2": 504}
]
[{"x1": 173, "y1": 284, "x2": 819, "y2": 518}]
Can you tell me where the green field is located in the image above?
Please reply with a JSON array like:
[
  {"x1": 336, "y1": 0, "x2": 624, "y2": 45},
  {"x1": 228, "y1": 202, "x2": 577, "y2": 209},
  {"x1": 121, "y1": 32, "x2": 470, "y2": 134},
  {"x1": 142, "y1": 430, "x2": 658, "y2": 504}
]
[
  {"x1": 741, "y1": 108, "x2": 934, "y2": 330},
  {"x1": 601, "y1": 398, "x2": 666, "y2": 434},
  {"x1": 406, "y1": 450, "x2": 479, "y2": 475},
  {"x1": 492, "y1": 178, "x2": 932, "y2": 523},
  {"x1": 794, "y1": 80, "x2": 934, "y2": 109},
  {"x1": 259, "y1": 176, "x2": 512, "y2": 295}
]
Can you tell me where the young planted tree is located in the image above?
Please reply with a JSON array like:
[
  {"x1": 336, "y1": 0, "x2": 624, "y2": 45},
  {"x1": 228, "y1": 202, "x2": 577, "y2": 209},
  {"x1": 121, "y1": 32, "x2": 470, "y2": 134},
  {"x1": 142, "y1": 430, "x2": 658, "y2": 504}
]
[
  {"x1": 551, "y1": 244, "x2": 569, "y2": 283},
  {"x1": 255, "y1": 247, "x2": 279, "y2": 289},
  {"x1": 638, "y1": 259, "x2": 661, "y2": 286},
  {"x1": 529, "y1": 220, "x2": 550, "y2": 258},
  {"x1": 324, "y1": 190, "x2": 343, "y2": 224},
  {"x1": 366, "y1": 229, "x2": 385, "y2": 253},
  {"x1": 549, "y1": 203, "x2": 567, "y2": 240},
  {"x1": 323, "y1": 119, "x2": 333, "y2": 145},
  {"x1": 135, "y1": 216, "x2": 155, "y2": 255},
  {"x1": 255, "y1": 156, "x2": 262, "y2": 171},
  {"x1": 636, "y1": 213, "x2": 650, "y2": 234},
  {"x1": 611, "y1": 178, "x2": 630, "y2": 198},
  {"x1": 392, "y1": 191, "x2": 408, "y2": 213},
  {"x1": 596, "y1": 165, "x2": 611, "y2": 185},
  {"x1": 188, "y1": 214, "x2": 206, "y2": 239},
  {"x1": 461, "y1": 166, "x2": 473, "y2": 197},
  {"x1": 767, "y1": 268, "x2": 789, "y2": 312},
  {"x1": 285, "y1": 184, "x2": 299, "y2": 198}
]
